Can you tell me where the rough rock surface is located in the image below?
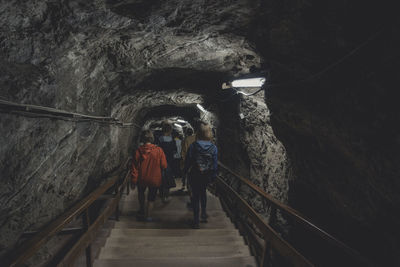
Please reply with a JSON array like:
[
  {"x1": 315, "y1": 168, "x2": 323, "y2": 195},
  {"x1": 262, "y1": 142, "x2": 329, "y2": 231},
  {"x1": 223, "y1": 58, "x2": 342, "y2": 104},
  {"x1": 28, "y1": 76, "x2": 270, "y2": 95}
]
[
  {"x1": 0, "y1": 0, "x2": 289, "y2": 261},
  {"x1": 3, "y1": 0, "x2": 397, "y2": 266}
]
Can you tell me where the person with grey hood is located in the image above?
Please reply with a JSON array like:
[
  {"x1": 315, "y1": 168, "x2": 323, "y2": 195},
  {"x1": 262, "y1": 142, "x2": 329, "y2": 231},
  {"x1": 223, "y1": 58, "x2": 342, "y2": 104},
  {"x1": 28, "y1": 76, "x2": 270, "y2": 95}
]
[{"x1": 184, "y1": 122, "x2": 218, "y2": 229}]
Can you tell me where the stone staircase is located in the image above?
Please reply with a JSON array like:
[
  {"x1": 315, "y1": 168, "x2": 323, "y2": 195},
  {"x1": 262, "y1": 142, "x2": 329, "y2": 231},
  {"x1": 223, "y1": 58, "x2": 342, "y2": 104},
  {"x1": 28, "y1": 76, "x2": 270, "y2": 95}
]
[{"x1": 93, "y1": 183, "x2": 257, "y2": 267}]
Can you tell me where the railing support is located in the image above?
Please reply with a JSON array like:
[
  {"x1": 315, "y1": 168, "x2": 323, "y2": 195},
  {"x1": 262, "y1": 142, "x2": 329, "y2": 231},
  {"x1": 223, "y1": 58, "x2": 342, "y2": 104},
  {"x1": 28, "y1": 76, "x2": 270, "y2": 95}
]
[
  {"x1": 270, "y1": 207, "x2": 277, "y2": 228},
  {"x1": 114, "y1": 185, "x2": 120, "y2": 221},
  {"x1": 218, "y1": 162, "x2": 371, "y2": 266},
  {"x1": 126, "y1": 179, "x2": 130, "y2": 195},
  {"x1": 261, "y1": 240, "x2": 271, "y2": 267},
  {"x1": 82, "y1": 209, "x2": 92, "y2": 267}
]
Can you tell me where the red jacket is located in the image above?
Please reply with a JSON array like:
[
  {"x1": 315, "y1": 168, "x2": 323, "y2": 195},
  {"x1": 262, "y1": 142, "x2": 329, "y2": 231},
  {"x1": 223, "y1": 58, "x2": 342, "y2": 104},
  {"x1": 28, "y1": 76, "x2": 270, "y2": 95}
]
[{"x1": 132, "y1": 144, "x2": 167, "y2": 187}]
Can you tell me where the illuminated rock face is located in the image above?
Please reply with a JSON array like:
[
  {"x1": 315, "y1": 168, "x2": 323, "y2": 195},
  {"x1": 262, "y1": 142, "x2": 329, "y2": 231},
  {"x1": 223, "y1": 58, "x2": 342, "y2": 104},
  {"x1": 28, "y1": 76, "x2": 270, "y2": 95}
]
[{"x1": 0, "y1": 0, "x2": 398, "y2": 265}]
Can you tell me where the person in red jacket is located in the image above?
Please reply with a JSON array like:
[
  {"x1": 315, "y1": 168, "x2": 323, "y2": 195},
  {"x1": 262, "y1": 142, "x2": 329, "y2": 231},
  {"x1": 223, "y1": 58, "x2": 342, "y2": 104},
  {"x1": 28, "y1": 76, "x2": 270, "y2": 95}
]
[{"x1": 132, "y1": 130, "x2": 167, "y2": 221}]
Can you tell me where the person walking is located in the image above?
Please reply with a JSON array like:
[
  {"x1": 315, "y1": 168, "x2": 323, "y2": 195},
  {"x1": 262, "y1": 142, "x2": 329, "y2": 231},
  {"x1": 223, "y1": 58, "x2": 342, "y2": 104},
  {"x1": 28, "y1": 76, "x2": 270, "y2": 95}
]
[
  {"x1": 180, "y1": 128, "x2": 196, "y2": 190},
  {"x1": 158, "y1": 122, "x2": 177, "y2": 202},
  {"x1": 131, "y1": 130, "x2": 167, "y2": 221},
  {"x1": 172, "y1": 131, "x2": 182, "y2": 179},
  {"x1": 184, "y1": 122, "x2": 218, "y2": 229}
]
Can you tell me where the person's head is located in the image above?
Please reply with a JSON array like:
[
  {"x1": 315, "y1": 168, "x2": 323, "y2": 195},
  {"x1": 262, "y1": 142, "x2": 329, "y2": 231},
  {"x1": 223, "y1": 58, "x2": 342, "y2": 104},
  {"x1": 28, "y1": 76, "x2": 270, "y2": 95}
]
[
  {"x1": 162, "y1": 122, "x2": 173, "y2": 135},
  {"x1": 140, "y1": 130, "x2": 154, "y2": 144},
  {"x1": 186, "y1": 128, "x2": 194, "y2": 136},
  {"x1": 196, "y1": 122, "x2": 213, "y2": 141}
]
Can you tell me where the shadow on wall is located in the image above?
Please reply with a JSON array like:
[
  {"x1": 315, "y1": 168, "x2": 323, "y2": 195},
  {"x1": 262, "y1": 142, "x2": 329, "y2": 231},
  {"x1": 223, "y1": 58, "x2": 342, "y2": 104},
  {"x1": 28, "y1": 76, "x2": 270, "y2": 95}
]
[{"x1": 259, "y1": 1, "x2": 400, "y2": 264}]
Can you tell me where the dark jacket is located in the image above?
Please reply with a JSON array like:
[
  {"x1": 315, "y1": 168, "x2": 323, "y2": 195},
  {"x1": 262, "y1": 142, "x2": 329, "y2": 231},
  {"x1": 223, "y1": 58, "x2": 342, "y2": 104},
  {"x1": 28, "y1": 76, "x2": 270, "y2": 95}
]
[{"x1": 158, "y1": 135, "x2": 176, "y2": 164}]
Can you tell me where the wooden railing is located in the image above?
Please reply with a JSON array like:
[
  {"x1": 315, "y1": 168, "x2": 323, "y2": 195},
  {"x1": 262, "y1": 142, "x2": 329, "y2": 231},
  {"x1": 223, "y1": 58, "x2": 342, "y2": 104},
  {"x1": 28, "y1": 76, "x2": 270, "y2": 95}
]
[
  {"x1": 2, "y1": 160, "x2": 132, "y2": 267},
  {"x1": 217, "y1": 161, "x2": 372, "y2": 267}
]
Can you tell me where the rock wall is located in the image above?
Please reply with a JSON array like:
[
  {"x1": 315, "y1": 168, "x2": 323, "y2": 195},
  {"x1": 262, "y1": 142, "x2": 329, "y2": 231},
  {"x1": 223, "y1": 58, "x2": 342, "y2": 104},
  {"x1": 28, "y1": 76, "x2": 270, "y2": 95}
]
[
  {"x1": 253, "y1": 0, "x2": 400, "y2": 265},
  {"x1": 1, "y1": 0, "x2": 292, "y2": 260}
]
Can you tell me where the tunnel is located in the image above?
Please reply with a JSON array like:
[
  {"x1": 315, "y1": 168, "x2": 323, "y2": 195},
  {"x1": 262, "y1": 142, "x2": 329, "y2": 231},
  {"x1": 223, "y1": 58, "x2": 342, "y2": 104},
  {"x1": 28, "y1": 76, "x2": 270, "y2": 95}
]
[{"x1": 0, "y1": 1, "x2": 399, "y2": 266}]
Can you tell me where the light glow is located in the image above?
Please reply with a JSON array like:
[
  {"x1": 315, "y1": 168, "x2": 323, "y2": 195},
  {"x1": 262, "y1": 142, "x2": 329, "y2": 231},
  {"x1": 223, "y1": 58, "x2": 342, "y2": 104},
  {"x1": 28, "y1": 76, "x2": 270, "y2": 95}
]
[
  {"x1": 231, "y1": 77, "x2": 266, "y2": 88},
  {"x1": 196, "y1": 104, "x2": 207, "y2": 113},
  {"x1": 174, "y1": 123, "x2": 183, "y2": 128}
]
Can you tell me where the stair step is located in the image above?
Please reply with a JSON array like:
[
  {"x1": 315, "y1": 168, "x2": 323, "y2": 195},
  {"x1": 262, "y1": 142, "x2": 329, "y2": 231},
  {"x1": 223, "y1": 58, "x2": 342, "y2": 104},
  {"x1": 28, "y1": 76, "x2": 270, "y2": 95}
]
[
  {"x1": 120, "y1": 209, "x2": 227, "y2": 216},
  {"x1": 113, "y1": 220, "x2": 235, "y2": 229},
  {"x1": 98, "y1": 245, "x2": 251, "y2": 259},
  {"x1": 94, "y1": 257, "x2": 257, "y2": 267},
  {"x1": 109, "y1": 228, "x2": 241, "y2": 237},
  {"x1": 95, "y1": 183, "x2": 256, "y2": 266},
  {"x1": 118, "y1": 211, "x2": 230, "y2": 219},
  {"x1": 104, "y1": 237, "x2": 245, "y2": 248},
  {"x1": 105, "y1": 234, "x2": 244, "y2": 244},
  {"x1": 119, "y1": 199, "x2": 223, "y2": 212},
  {"x1": 117, "y1": 215, "x2": 231, "y2": 225}
]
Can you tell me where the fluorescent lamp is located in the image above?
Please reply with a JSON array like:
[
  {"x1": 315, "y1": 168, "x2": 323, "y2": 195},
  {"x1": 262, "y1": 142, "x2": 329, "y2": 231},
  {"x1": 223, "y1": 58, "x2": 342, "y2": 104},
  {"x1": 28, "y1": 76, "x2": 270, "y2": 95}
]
[
  {"x1": 174, "y1": 123, "x2": 183, "y2": 128},
  {"x1": 231, "y1": 77, "x2": 266, "y2": 88},
  {"x1": 196, "y1": 104, "x2": 207, "y2": 113},
  {"x1": 177, "y1": 119, "x2": 186, "y2": 123}
]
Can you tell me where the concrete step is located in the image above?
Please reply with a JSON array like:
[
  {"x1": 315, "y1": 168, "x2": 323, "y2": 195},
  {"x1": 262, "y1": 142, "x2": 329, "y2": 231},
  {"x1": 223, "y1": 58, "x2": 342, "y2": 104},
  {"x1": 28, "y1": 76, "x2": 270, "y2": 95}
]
[
  {"x1": 104, "y1": 236, "x2": 245, "y2": 248},
  {"x1": 113, "y1": 220, "x2": 235, "y2": 229},
  {"x1": 94, "y1": 257, "x2": 257, "y2": 267},
  {"x1": 98, "y1": 244, "x2": 252, "y2": 259},
  {"x1": 120, "y1": 208, "x2": 227, "y2": 217},
  {"x1": 95, "y1": 181, "x2": 256, "y2": 266},
  {"x1": 117, "y1": 213, "x2": 232, "y2": 224},
  {"x1": 106, "y1": 234, "x2": 243, "y2": 244},
  {"x1": 119, "y1": 198, "x2": 223, "y2": 213},
  {"x1": 119, "y1": 209, "x2": 229, "y2": 217},
  {"x1": 109, "y1": 228, "x2": 241, "y2": 237}
]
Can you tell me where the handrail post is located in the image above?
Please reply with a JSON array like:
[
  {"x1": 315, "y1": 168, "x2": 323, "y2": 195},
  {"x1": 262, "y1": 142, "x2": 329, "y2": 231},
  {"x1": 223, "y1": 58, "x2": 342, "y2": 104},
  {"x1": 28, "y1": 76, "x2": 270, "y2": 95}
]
[
  {"x1": 114, "y1": 184, "x2": 120, "y2": 221},
  {"x1": 82, "y1": 209, "x2": 92, "y2": 267},
  {"x1": 270, "y1": 207, "x2": 277, "y2": 228},
  {"x1": 261, "y1": 240, "x2": 272, "y2": 267},
  {"x1": 126, "y1": 178, "x2": 130, "y2": 195}
]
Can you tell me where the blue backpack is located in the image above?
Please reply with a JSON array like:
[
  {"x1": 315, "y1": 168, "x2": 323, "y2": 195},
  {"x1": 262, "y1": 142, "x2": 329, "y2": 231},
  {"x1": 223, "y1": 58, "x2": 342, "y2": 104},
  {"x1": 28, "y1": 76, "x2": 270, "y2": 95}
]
[{"x1": 193, "y1": 147, "x2": 214, "y2": 175}]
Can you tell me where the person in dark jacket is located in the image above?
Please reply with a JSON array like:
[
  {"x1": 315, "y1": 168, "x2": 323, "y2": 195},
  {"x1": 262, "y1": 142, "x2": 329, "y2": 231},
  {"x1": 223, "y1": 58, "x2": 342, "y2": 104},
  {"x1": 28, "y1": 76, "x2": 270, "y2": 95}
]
[
  {"x1": 158, "y1": 122, "x2": 176, "y2": 202},
  {"x1": 180, "y1": 127, "x2": 196, "y2": 191},
  {"x1": 132, "y1": 130, "x2": 167, "y2": 221},
  {"x1": 184, "y1": 122, "x2": 218, "y2": 229}
]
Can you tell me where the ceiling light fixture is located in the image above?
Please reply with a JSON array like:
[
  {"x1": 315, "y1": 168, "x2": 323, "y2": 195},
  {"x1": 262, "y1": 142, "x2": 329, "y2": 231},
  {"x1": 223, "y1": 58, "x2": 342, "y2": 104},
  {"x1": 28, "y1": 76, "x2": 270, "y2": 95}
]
[
  {"x1": 231, "y1": 77, "x2": 266, "y2": 88},
  {"x1": 174, "y1": 123, "x2": 183, "y2": 128},
  {"x1": 196, "y1": 104, "x2": 207, "y2": 113}
]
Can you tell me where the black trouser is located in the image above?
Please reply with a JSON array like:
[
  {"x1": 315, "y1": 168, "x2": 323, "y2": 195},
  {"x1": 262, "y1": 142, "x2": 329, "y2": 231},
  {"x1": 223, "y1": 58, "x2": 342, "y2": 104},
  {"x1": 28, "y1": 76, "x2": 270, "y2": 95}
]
[
  {"x1": 172, "y1": 158, "x2": 182, "y2": 178},
  {"x1": 138, "y1": 185, "x2": 158, "y2": 213},
  {"x1": 190, "y1": 174, "x2": 208, "y2": 224}
]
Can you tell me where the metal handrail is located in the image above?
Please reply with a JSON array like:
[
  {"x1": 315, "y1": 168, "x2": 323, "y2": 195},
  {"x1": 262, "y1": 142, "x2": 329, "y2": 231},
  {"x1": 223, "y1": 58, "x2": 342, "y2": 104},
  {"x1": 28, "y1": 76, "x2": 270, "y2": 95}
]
[
  {"x1": 217, "y1": 161, "x2": 371, "y2": 266},
  {"x1": 0, "y1": 99, "x2": 141, "y2": 128},
  {"x1": 216, "y1": 176, "x2": 314, "y2": 267},
  {"x1": 3, "y1": 160, "x2": 131, "y2": 267}
]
